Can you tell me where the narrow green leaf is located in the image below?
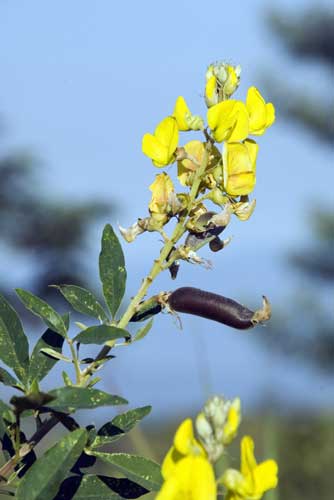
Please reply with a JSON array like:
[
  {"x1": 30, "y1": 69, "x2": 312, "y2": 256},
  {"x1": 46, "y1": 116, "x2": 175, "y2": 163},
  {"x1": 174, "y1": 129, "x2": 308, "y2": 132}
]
[
  {"x1": 92, "y1": 453, "x2": 162, "y2": 491},
  {"x1": 108, "y1": 406, "x2": 151, "y2": 432},
  {"x1": 62, "y1": 371, "x2": 73, "y2": 386},
  {"x1": 39, "y1": 348, "x2": 72, "y2": 362},
  {"x1": 0, "y1": 399, "x2": 15, "y2": 423},
  {"x1": 133, "y1": 319, "x2": 154, "y2": 342},
  {"x1": 15, "y1": 289, "x2": 67, "y2": 337},
  {"x1": 29, "y1": 327, "x2": 65, "y2": 384},
  {"x1": 74, "y1": 325, "x2": 130, "y2": 345},
  {"x1": 99, "y1": 224, "x2": 126, "y2": 318},
  {"x1": 92, "y1": 406, "x2": 151, "y2": 448},
  {"x1": 56, "y1": 474, "x2": 148, "y2": 499},
  {"x1": 48, "y1": 387, "x2": 128, "y2": 412},
  {"x1": 16, "y1": 428, "x2": 87, "y2": 500},
  {"x1": 0, "y1": 294, "x2": 29, "y2": 383},
  {"x1": 56, "y1": 285, "x2": 109, "y2": 323},
  {"x1": 0, "y1": 367, "x2": 19, "y2": 387}
]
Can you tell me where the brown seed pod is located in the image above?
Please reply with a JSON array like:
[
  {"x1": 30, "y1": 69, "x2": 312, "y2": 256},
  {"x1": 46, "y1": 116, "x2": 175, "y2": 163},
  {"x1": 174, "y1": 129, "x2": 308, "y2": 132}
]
[
  {"x1": 209, "y1": 236, "x2": 225, "y2": 252},
  {"x1": 168, "y1": 287, "x2": 271, "y2": 330}
]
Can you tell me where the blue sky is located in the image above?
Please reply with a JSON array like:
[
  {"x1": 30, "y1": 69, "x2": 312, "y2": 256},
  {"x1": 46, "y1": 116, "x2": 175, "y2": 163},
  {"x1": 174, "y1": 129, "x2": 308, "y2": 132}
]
[{"x1": 0, "y1": 0, "x2": 333, "y2": 420}]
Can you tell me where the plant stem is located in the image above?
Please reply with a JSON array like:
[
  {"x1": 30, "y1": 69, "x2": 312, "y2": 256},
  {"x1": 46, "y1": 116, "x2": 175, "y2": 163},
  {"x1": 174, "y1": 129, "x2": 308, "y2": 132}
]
[
  {"x1": 85, "y1": 141, "x2": 211, "y2": 371},
  {"x1": 68, "y1": 339, "x2": 82, "y2": 384},
  {"x1": 0, "y1": 143, "x2": 213, "y2": 480},
  {"x1": 0, "y1": 415, "x2": 59, "y2": 482}
]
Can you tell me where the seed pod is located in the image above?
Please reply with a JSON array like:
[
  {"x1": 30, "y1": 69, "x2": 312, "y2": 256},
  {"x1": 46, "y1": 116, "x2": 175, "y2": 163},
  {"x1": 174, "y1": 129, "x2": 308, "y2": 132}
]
[
  {"x1": 168, "y1": 287, "x2": 271, "y2": 330},
  {"x1": 209, "y1": 236, "x2": 225, "y2": 252},
  {"x1": 130, "y1": 295, "x2": 162, "y2": 322}
]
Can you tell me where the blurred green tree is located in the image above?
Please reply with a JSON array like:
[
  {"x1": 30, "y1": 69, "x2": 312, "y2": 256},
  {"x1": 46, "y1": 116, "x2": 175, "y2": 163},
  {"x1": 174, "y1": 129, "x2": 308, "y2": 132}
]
[
  {"x1": 260, "y1": 5, "x2": 334, "y2": 373},
  {"x1": 0, "y1": 127, "x2": 111, "y2": 302}
]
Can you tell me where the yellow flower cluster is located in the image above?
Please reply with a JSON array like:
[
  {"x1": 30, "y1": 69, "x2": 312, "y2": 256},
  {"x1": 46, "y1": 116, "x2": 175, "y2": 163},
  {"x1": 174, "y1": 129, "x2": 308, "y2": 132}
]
[
  {"x1": 156, "y1": 398, "x2": 278, "y2": 500},
  {"x1": 141, "y1": 62, "x2": 275, "y2": 229}
]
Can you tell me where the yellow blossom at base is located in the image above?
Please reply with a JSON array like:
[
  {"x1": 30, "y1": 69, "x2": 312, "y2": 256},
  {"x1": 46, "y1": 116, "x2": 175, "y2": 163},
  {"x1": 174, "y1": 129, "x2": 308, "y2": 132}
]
[
  {"x1": 149, "y1": 173, "x2": 175, "y2": 215},
  {"x1": 156, "y1": 455, "x2": 217, "y2": 500},
  {"x1": 246, "y1": 87, "x2": 275, "y2": 136},
  {"x1": 223, "y1": 139, "x2": 258, "y2": 196},
  {"x1": 177, "y1": 141, "x2": 221, "y2": 187},
  {"x1": 222, "y1": 436, "x2": 278, "y2": 500},
  {"x1": 207, "y1": 100, "x2": 249, "y2": 143},
  {"x1": 142, "y1": 116, "x2": 179, "y2": 167},
  {"x1": 177, "y1": 141, "x2": 204, "y2": 186}
]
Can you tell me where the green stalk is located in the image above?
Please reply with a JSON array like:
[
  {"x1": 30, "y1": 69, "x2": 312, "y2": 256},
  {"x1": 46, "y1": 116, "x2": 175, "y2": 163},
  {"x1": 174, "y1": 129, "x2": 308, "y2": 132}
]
[{"x1": 84, "y1": 141, "x2": 211, "y2": 374}]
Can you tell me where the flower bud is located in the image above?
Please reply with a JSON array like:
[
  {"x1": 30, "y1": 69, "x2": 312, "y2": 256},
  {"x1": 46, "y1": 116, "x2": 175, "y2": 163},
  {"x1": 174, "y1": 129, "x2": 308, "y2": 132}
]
[
  {"x1": 205, "y1": 62, "x2": 241, "y2": 107},
  {"x1": 196, "y1": 412, "x2": 213, "y2": 441},
  {"x1": 207, "y1": 188, "x2": 228, "y2": 206}
]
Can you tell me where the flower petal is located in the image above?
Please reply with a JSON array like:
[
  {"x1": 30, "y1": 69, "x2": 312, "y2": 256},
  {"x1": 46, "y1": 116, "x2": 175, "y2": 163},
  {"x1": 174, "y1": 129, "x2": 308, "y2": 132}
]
[
  {"x1": 254, "y1": 459, "x2": 278, "y2": 494},
  {"x1": 142, "y1": 133, "x2": 169, "y2": 167},
  {"x1": 155, "y1": 116, "x2": 179, "y2": 154},
  {"x1": 173, "y1": 96, "x2": 191, "y2": 131},
  {"x1": 208, "y1": 100, "x2": 249, "y2": 142},
  {"x1": 223, "y1": 141, "x2": 257, "y2": 196},
  {"x1": 241, "y1": 435, "x2": 257, "y2": 478},
  {"x1": 157, "y1": 456, "x2": 216, "y2": 500}
]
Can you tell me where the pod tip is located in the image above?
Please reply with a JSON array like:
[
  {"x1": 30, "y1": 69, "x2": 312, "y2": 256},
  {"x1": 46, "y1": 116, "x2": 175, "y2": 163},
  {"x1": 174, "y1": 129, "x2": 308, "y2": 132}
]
[{"x1": 251, "y1": 295, "x2": 271, "y2": 325}]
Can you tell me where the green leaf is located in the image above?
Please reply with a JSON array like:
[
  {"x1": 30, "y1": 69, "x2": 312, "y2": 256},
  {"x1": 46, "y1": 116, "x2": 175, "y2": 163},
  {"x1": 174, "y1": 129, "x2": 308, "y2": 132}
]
[
  {"x1": 106, "y1": 406, "x2": 151, "y2": 432},
  {"x1": 62, "y1": 371, "x2": 73, "y2": 386},
  {"x1": 16, "y1": 428, "x2": 87, "y2": 500},
  {"x1": 48, "y1": 387, "x2": 128, "y2": 412},
  {"x1": 16, "y1": 289, "x2": 67, "y2": 337},
  {"x1": 56, "y1": 474, "x2": 148, "y2": 499},
  {"x1": 133, "y1": 319, "x2": 154, "y2": 342},
  {"x1": 99, "y1": 224, "x2": 126, "y2": 318},
  {"x1": 92, "y1": 453, "x2": 162, "y2": 492},
  {"x1": 0, "y1": 294, "x2": 29, "y2": 383},
  {"x1": 39, "y1": 349, "x2": 72, "y2": 362},
  {"x1": 92, "y1": 406, "x2": 152, "y2": 448},
  {"x1": 0, "y1": 367, "x2": 24, "y2": 390},
  {"x1": 56, "y1": 285, "x2": 109, "y2": 323},
  {"x1": 74, "y1": 325, "x2": 130, "y2": 345},
  {"x1": 29, "y1": 327, "x2": 65, "y2": 384}
]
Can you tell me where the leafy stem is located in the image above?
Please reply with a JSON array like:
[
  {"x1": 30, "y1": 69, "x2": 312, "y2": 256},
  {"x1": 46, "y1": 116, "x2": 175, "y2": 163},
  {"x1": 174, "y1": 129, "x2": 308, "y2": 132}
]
[{"x1": 82, "y1": 141, "x2": 212, "y2": 375}]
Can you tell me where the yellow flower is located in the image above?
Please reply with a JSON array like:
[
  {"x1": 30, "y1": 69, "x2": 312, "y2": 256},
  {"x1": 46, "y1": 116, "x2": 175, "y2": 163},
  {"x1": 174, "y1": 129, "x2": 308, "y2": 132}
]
[
  {"x1": 222, "y1": 436, "x2": 278, "y2": 500},
  {"x1": 177, "y1": 141, "x2": 204, "y2": 186},
  {"x1": 149, "y1": 173, "x2": 175, "y2": 215},
  {"x1": 156, "y1": 455, "x2": 217, "y2": 500},
  {"x1": 177, "y1": 141, "x2": 221, "y2": 187},
  {"x1": 246, "y1": 87, "x2": 275, "y2": 136},
  {"x1": 223, "y1": 139, "x2": 258, "y2": 196},
  {"x1": 207, "y1": 100, "x2": 249, "y2": 143},
  {"x1": 157, "y1": 418, "x2": 216, "y2": 500},
  {"x1": 173, "y1": 96, "x2": 204, "y2": 131},
  {"x1": 162, "y1": 418, "x2": 206, "y2": 479},
  {"x1": 142, "y1": 116, "x2": 179, "y2": 167}
]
